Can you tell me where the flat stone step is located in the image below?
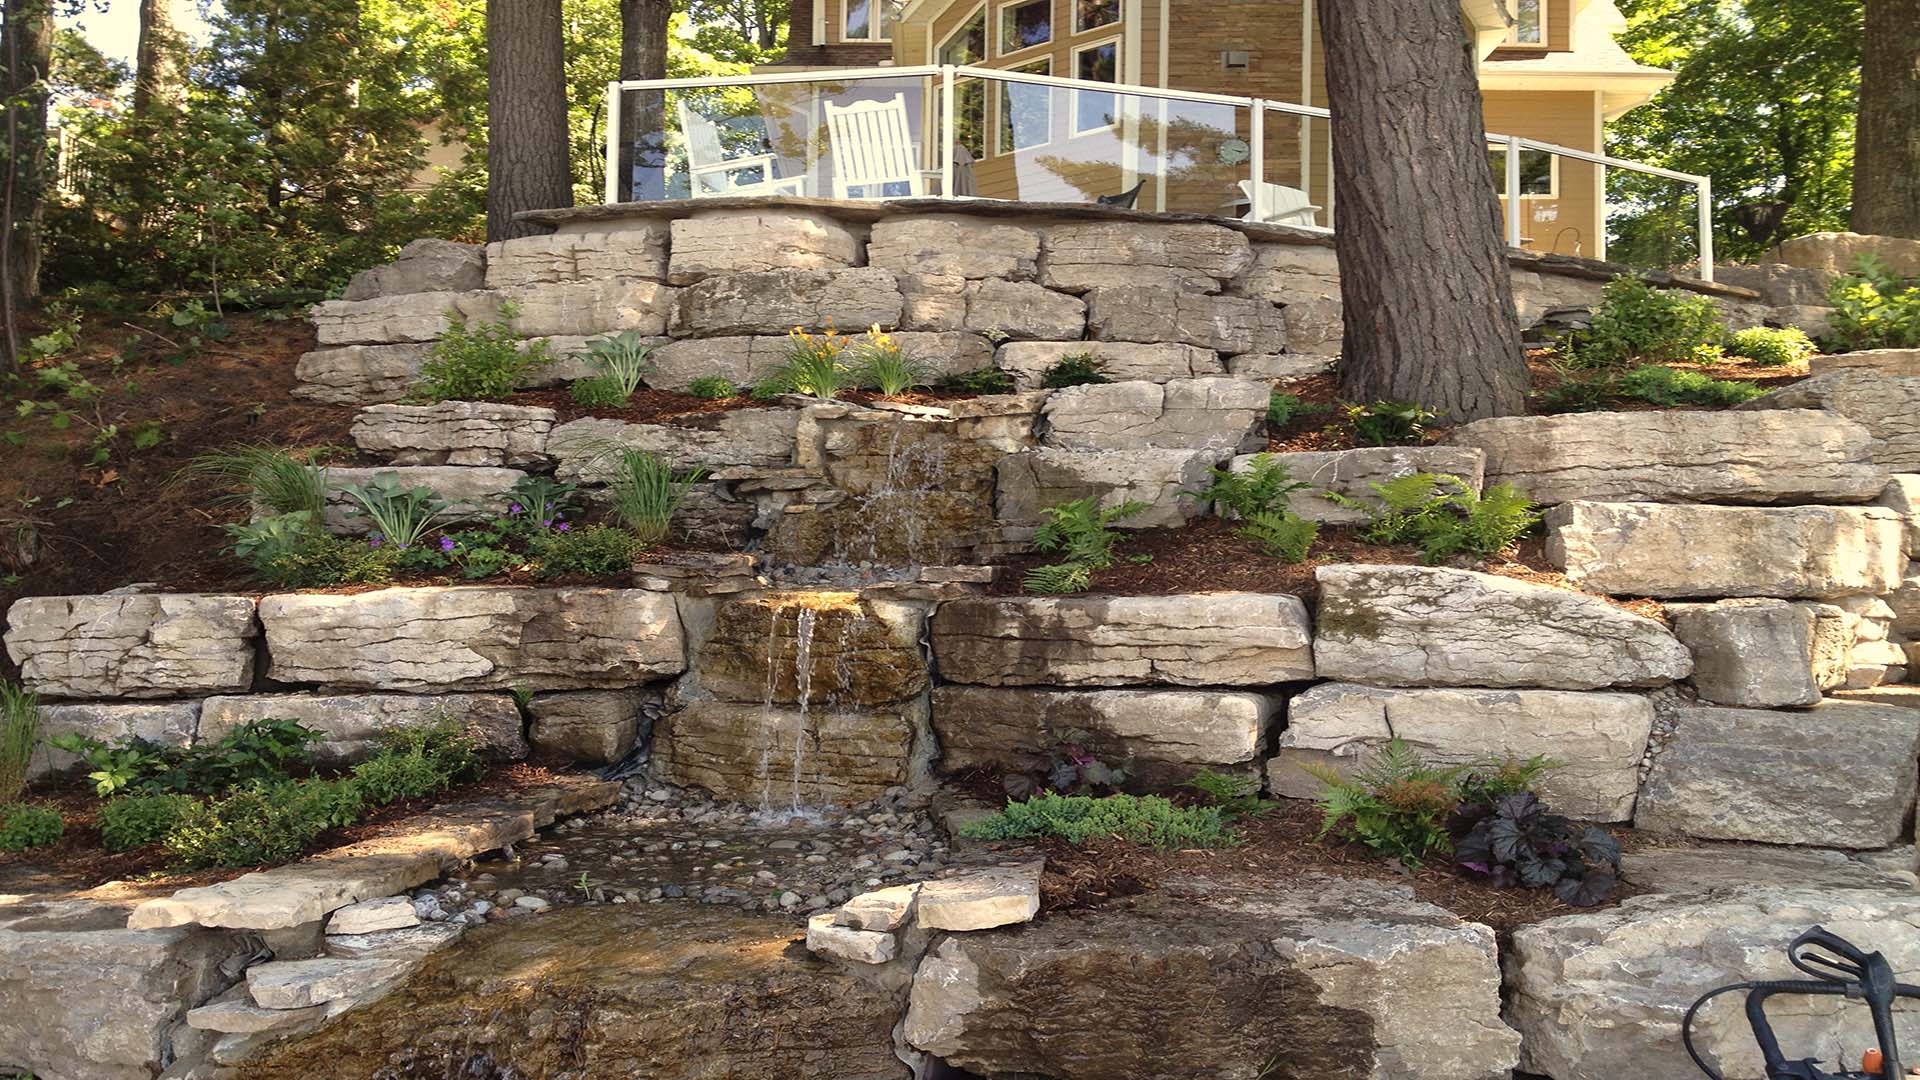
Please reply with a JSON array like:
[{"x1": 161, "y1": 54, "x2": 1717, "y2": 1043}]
[
  {"x1": 186, "y1": 991, "x2": 328, "y2": 1034},
  {"x1": 916, "y1": 861, "x2": 1043, "y2": 931},
  {"x1": 325, "y1": 896, "x2": 419, "y2": 936},
  {"x1": 246, "y1": 957, "x2": 414, "y2": 1009},
  {"x1": 324, "y1": 921, "x2": 467, "y2": 961}
]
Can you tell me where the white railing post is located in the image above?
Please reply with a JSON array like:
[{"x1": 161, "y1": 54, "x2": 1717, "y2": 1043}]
[
  {"x1": 1696, "y1": 175, "x2": 1715, "y2": 282},
  {"x1": 1504, "y1": 135, "x2": 1523, "y2": 249},
  {"x1": 604, "y1": 81, "x2": 623, "y2": 205},
  {"x1": 1248, "y1": 100, "x2": 1265, "y2": 224},
  {"x1": 940, "y1": 65, "x2": 956, "y2": 200}
]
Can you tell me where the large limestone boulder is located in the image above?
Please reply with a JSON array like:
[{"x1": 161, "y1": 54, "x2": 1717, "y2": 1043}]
[
  {"x1": 1877, "y1": 473, "x2": 1920, "y2": 556},
  {"x1": 899, "y1": 276, "x2": 1086, "y2": 340},
  {"x1": 667, "y1": 209, "x2": 864, "y2": 284},
  {"x1": 501, "y1": 279, "x2": 677, "y2": 339},
  {"x1": 1710, "y1": 262, "x2": 1840, "y2": 308},
  {"x1": 548, "y1": 410, "x2": 798, "y2": 478},
  {"x1": 526, "y1": 689, "x2": 653, "y2": 764},
  {"x1": 1313, "y1": 565, "x2": 1691, "y2": 690},
  {"x1": 1239, "y1": 447, "x2": 1486, "y2": 525},
  {"x1": 1041, "y1": 378, "x2": 1267, "y2": 452},
  {"x1": 5, "y1": 593, "x2": 258, "y2": 699},
  {"x1": 994, "y1": 341, "x2": 1225, "y2": 389},
  {"x1": 1768, "y1": 230, "x2": 1920, "y2": 277},
  {"x1": 33, "y1": 701, "x2": 200, "y2": 778},
  {"x1": 1636, "y1": 700, "x2": 1920, "y2": 848},
  {"x1": 1086, "y1": 286, "x2": 1287, "y2": 354},
  {"x1": 695, "y1": 593, "x2": 928, "y2": 708},
  {"x1": 1447, "y1": 409, "x2": 1888, "y2": 505},
  {"x1": 292, "y1": 343, "x2": 429, "y2": 404},
  {"x1": 320, "y1": 465, "x2": 526, "y2": 534},
  {"x1": 1040, "y1": 221, "x2": 1253, "y2": 294},
  {"x1": 1230, "y1": 242, "x2": 1342, "y2": 353},
  {"x1": 902, "y1": 877, "x2": 1520, "y2": 1080},
  {"x1": 350, "y1": 401, "x2": 556, "y2": 467},
  {"x1": 259, "y1": 586, "x2": 685, "y2": 692},
  {"x1": 310, "y1": 290, "x2": 501, "y2": 346},
  {"x1": 1894, "y1": 564, "x2": 1920, "y2": 636},
  {"x1": 932, "y1": 685, "x2": 1275, "y2": 790},
  {"x1": 931, "y1": 593, "x2": 1314, "y2": 687},
  {"x1": 1813, "y1": 348, "x2": 1920, "y2": 378},
  {"x1": 867, "y1": 215, "x2": 1040, "y2": 280},
  {"x1": 1742, "y1": 369, "x2": 1920, "y2": 471},
  {"x1": 1266, "y1": 683, "x2": 1652, "y2": 821},
  {"x1": 1546, "y1": 501, "x2": 1908, "y2": 598},
  {"x1": 343, "y1": 238, "x2": 485, "y2": 301},
  {"x1": 1667, "y1": 598, "x2": 1828, "y2": 706},
  {"x1": 995, "y1": 447, "x2": 1220, "y2": 529},
  {"x1": 650, "y1": 698, "x2": 918, "y2": 805},
  {"x1": 199, "y1": 693, "x2": 528, "y2": 763},
  {"x1": 669, "y1": 268, "x2": 903, "y2": 337},
  {"x1": 484, "y1": 227, "x2": 670, "y2": 288},
  {"x1": 1506, "y1": 888, "x2": 1920, "y2": 1080}
]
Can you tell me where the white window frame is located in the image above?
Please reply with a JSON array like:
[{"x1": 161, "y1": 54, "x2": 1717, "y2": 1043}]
[
  {"x1": 995, "y1": 0, "x2": 1053, "y2": 57},
  {"x1": 941, "y1": 6, "x2": 990, "y2": 159},
  {"x1": 1490, "y1": 146, "x2": 1560, "y2": 198},
  {"x1": 1072, "y1": 0, "x2": 1121, "y2": 35},
  {"x1": 844, "y1": 0, "x2": 900, "y2": 43},
  {"x1": 1503, "y1": 0, "x2": 1546, "y2": 45},
  {"x1": 1070, "y1": 38, "x2": 1123, "y2": 136},
  {"x1": 997, "y1": 56, "x2": 1054, "y2": 155}
]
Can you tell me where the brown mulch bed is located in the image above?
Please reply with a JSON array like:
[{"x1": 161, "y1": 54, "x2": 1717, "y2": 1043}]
[{"x1": 0, "y1": 762, "x2": 576, "y2": 899}]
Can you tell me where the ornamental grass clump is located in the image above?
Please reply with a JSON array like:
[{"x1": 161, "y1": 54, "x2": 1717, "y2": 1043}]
[
  {"x1": 0, "y1": 681, "x2": 40, "y2": 804},
  {"x1": 590, "y1": 444, "x2": 708, "y2": 546},
  {"x1": 960, "y1": 791, "x2": 1235, "y2": 849},
  {"x1": 851, "y1": 325, "x2": 936, "y2": 396}
]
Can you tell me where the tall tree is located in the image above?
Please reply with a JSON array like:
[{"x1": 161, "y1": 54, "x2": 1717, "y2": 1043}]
[
  {"x1": 1316, "y1": 0, "x2": 1527, "y2": 421},
  {"x1": 619, "y1": 0, "x2": 671, "y2": 201},
  {"x1": 1852, "y1": 0, "x2": 1920, "y2": 237},
  {"x1": 0, "y1": 0, "x2": 55, "y2": 368},
  {"x1": 132, "y1": 0, "x2": 185, "y2": 117},
  {"x1": 486, "y1": 0, "x2": 570, "y2": 239}
]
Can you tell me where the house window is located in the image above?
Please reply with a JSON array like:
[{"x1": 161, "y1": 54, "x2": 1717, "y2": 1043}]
[
  {"x1": 941, "y1": 9, "x2": 988, "y2": 160},
  {"x1": 1504, "y1": 0, "x2": 1544, "y2": 44},
  {"x1": 1073, "y1": 40, "x2": 1120, "y2": 135},
  {"x1": 1488, "y1": 147, "x2": 1555, "y2": 196},
  {"x1": 1074, "y1": 0, "x2": 1119, "y2": 33},
  {"x1": 845, "y1": 0, "x2": 900, "y2": 42},
  {"x1": 998, "y1": 0, "x2": 1051, "y2": 54},
  {"x1": 999, "y1": 58, "x2": 1053, "y2": 153}
]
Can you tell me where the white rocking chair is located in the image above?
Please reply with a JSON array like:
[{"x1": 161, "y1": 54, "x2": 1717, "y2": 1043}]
[
  {"x1": 677, "y1": 101, "x2": 806, "y2": 197},
  {"x1": 1237, "y1": 180, "x2": 1327, "y2": 229},
  {"x1": 824, "y1": 93, "x2": 943, "y2": 200}
]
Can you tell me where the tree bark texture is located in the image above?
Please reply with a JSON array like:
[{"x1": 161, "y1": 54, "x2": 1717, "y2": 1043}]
[
  {"x1": 0, "y1": 0, "x2": 53, "y2": 316},
  {"x1": 486, "y1": 0, "x2": 571, "y2": 241},
  {"x1": 133, "y1": 0, "x2": 186, "y2": 117},
  {"x1": 1852, "y1": 0, "x2": 1920, "y2": 238},
  {"x1": 1316, "y1": 0, "x2": 1528, "y2": 421},
  {"x1": 620, "y1": 0, "x2": 672, "y2": 201}
]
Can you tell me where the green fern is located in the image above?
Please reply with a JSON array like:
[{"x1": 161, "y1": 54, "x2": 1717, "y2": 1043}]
[
  {"x1": 1304, "y1": 739, "x2": 1463, "y2": 867},
  {"x1": 1191, "y1": 453, "x2": 1310, "y2": 519},
  {"x1": 1023, "y1": 562, "x2": 1094, "y2": 595},
  {"x1": 1334, "y1": 472, "x2": 1537, "y2": 564},
  {"x1": 1031, "y1": 496, "x2": 1145, "y2": 570},
  {"x1": 1236, "y1": 510, "x2": 1318, "y2": 563}
]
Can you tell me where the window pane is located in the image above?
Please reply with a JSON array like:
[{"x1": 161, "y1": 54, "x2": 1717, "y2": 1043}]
[
  {"x1": 1000, "y1": 0, "x2": 1051, "y2": 53},
  {"x1": 1076, "y1": 0, "x2": 1118, "y2": 32},
  {"x1": 941, "y1": 10, "x2": 985, "y2": 62},
  {"x1": 1000, "y1": 61, "x2": 1052, "y2": 151},
  {"x1": 1513, "y1": 0, "x2": 1542, "y2": 42},
  {"x1": 953, "y1": 78, "x2": 986, "y2": 160},
  {"x1": 1488, "y1": 148, "x2": 1553, "y2": 195},
  {"x1": 1075, "y1": 43, "x2": 1118, "y2": 133},
  {"x1": 846, "y1": 0, "x2": 872, "y2": 38},
  {"x1": 880, "y1": 0, "x2": 899, "y2": 37}
]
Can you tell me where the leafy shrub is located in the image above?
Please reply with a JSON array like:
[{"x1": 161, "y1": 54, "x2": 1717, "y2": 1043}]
[
  {"x1": 760, "y1": 327, "x2": 855, "y2": 400},
  {"x1": 1563, "y1": 275, "x2": 1725, "y2": 368},
  {"x1": 591, "y1": 446, "x2": 708, "y2": 546},
  {"x1": 0, "y1": 803, "x2": 61, "y2": 851},
  {"x1": 419, "y1": 307, "x2": 550, "y2": 401},
  {"x1": 1614, "y1": 365, "x2": 1766, "y2": 406},
  {"x1": 1825, "y1": 255, "x2": 1920, "y2": 352},
  {"x1": 1000, "y1": 745, "x2": 1129, "y2": 801},
  {"x1": 1023, "y1": 496, "x2": 1145, "y2": 594},
  {"x1": 1306, "y1": 740, "x2": 1461, "y2": 867},
  {"x1": 1041, "y1": 353, "x2": 1110, "y2": 388},
  {"x1": 1184, "y1": 769, "x2": 1269, "y2": 821},
  {"x1": 51, "y1": 718, "x2": 321, "y2": 799},
  {"x1": 255, "y1": 533, "x2": 400, "y2": 588},
  {"x1": 687, "y1": 376, "x2": 739, "y2": 399},
  {"x1": 1455, "y1": 793, "x2": 1621, "y2": 907},
  {"x1": 1191, "y1": 454, "x2": 1319, "y2": 563},
  {"x1": 47, "y1": 733, "x2": 169, "y2": 796},
  {"x1": 0, "y1": 681, "x2": 39, "y2": 804},
  {"x1": 350, "y1": 720, "x2": 481, "y2": 806},
  {"x1": 850, "y1": 327, "x2": 935, "y2": 396},
  {"x1": 1336, "y1": 473, "x2": 1539, "y2": 564},
  {"x1": 502, "y1": 475, "x2": 580, "y2": 534},
  {"x1": 341, "y1": 473, "x2": 452, "y2": 550},
  {"x1": 530, "y1": 524, "x2": 640, "y2": 578},
  {"x1": 937, "y1": 368, "x2": 1016, "y2": 394},
  {"x1": 225, "y1": 512, "x2": 327, "y2": 585},
  {"x1": 164, "y1": 780, "x2": 353, "y2": 869},
  {"x1": 960, "y1": 792, "x2": 1233, "y2": 849},
  {"x1": 1535, "y1": 373, "x2": 1614, "y2": 413},
  {"x1": 1724, "y1": 326, "x2": 1815, "y2": 366},
  {"x1": 1346, "y1": 400, "x2": 1434, "y2": 446},
  {"x1": 99, "y1": 792, "x2": 195, "y2": 852}
]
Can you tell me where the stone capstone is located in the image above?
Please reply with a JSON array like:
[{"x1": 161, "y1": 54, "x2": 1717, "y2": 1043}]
[
  {"x1": 695, "y1": 593, "x2": 928, "y2": 708},
  {"x1": 1242, "y1": 447, "x2": 1487, "y2": 525},
  {"x1": 325, "y1": 897, "x2": 419, "y2": 936},
  {"x1": 994, "y1": 447, "x2": 1221, "y2": 529},
  {"x1": 1266, "y1": 683, "x2": 1653, "y2": 821},
  {"x1": 4, "y1": 593, "x2": 258, "y2": 699},
  {"x1": 527, "y1": 689, "x2": 653, "y2": 765},
  {"x1": 1313, "y1": 565, "x2": 1691, "y2": 690},
  {"x1": 915, "y1": 862, "x2": 1043, "y2": 931},
  {"x1": 1666, "y1": 599, "x2": 1827, "y2": 707},
  {"x1": 310, "y1": 290, "x2": 500, "y2": 346},
  {"x1": 1636, "y1": 700, "x2": 1920, "y2": 848},
  {"x1": 548, "y1": 410, "x2": 798, "y2": 478},
  {"x1": 867, "y1": 214, "x2": 1040, "y2": 280},
  {"x1": 1040, "y1": 221, "x2": 1253, "y2": 294},
  {"x1": 258, "y1": 586, "x2": 685, "y2": 691},
  {"x1": 931, "y1": 593, "x2": 1314, "y2": 687},
  {"x1": 1086, "y1": 286, "x2": 1287, "y2": 354},
  {"x1": 670, "y1": 267, "x2": 902, "y2": 337},
  {"x1": 993, "y1": 341, "x2": 1225, "y2": 389},
  {"x1": 292, "y1": 344, "x2": 430, "y2": 405},
  {"x1": 320, "y1": 466, "x2": 527, "y2": 534},
  {"x1": 33, "y1": 701, "x2": 201, "y2": 778},
  {"x1": 1742, "y1": 369, "x2": 1920, "y2": 471},
  {"x1": 343, "y1": 239, "x2": 485, "y2": 301},
  {"x1": 1040, "y1": 378, "x2": 1267, "y2": 452},
  {"x1": 1448, "y1": 409, "x2": 1888, "y2": 505},
  {"x1": 668, "y1": 209, "x2": 864, "y2": 284},
  {"x1": 199, "y1": 692, "x2": 528, "y2": 763},
  {"x1": 648, "y1": 698, "x2": 918, "y2": 806},
  {"x1": 349, "y1": 401, "x2": 556, "y2": 467},
  {"x1": 1546, "y1": 501, "x2": 1908, "y2": 598},
  {"x1": 484, "y1": 227, "x2": 670, "y2": 288}
]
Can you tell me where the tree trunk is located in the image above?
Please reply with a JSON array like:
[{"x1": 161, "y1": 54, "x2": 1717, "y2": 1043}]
[
  {"x1": 133, "y1": 0, "x2": 186, "y2": 117},
  {"x1": 1852, "y1": 0, "x2": 1920, "y2": 238},
  {"x1": 485, "y1": 0, "x2": 571, "y2": 241},
  {"x1": 1316, "y1": 0, "x2": 1527, "y2": 421},
  {"x1": 619, "y1": 0, "x2": 672, "y2": 201},
  {"x1": 0, "y1": 0, "x2": 54, "y2": 358}
]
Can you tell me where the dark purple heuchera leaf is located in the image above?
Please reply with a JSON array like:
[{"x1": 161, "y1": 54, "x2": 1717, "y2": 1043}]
[
  {"x1": 1002, "y1": 773, "x2": 1038, "y2": 800},
  {"x1": 1555, "y1": 870, "x2": 1618, "y2": 908},
  {"x1": 1048, "y1": 759, "x2": 1082, "y2": 791},
  {"x1": 1455, "y1": 791, "x2": 1621, "y2": 906},
  {"x1": 1081, "y1": 760, "x2": 1122, "y2": 788}
]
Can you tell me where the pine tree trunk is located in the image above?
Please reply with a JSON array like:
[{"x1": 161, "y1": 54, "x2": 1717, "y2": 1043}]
[
  {"x1": 1316, "y1": 0, "x2": 1527, "y2": 421},
  {"x1": 620, "y1": 0, "x2": 672, "y2": 201},
  {"x1": 133, "y1": 0, "x2": 186, "y2": 117},
  {"x1": 0, "y1": 0, "x2": 53, "y2": 340},
  {"x1": 486, "y1": 0, "x2": 571, "y2": 241},
  {"x1": 1852, "y1": 0, "x2": 1920, "y2": 238}
]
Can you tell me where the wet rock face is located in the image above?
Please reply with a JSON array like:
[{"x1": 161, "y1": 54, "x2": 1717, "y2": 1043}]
[
  {"x1": 698, "y1": 593, "x2": 929, "y2": 708},
  {"x1": 240, "y1": 905, "x2": 913, "y2": 1080},
  {"x1": 650, "y1": 699, "x2": 919, "y2": 806}
]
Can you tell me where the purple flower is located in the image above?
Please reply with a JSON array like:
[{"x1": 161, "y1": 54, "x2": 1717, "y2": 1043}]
[
  {"x1": 439, "y1": 537, "x2": 456, "y2": 553},
  {"x1": 367, "y1": 537, "x2": 382, "y2": 549},
  {"x1": 509, "y1": 504, "x2": 523, "y2": 515},
  {"x1": 541, "y1": 519, "x2": 552, "y2": 529},
  {"x1": 556, "y1": 521, "x2": 571, "y2": 532}
]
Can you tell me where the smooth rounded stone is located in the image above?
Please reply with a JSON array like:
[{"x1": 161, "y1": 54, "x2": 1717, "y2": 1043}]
[
  {"x1": 1545, "y1": 501, "x2": 1908, "y2": 599},
  {"x1": 349, "y1": 401, "x2": 557, "y2": 467},
  {"x1": 1040, "y1": 221, "x2": 1252, "y2": 294},
  {"x1": 1313, "y1": 565, "x2": 1691, "y2": 690},
  {"x1": 1266, "y1": 683, "x2": 1652, "y2": 822},
  {"x1": 1666, "y1": 599, "x2": 1825, "y2": 707},
  {"x1": 1224, "y1": 352, "x2": 1334, "y2": 379},
  {"x1": 1447, "y1": 409, "x2": 1887, "y2": 505},
  {"x1": 904, "y1": 876, "x2": 1519, "y2": 1080},
  {"x1": 201, "y1": 692, "x2": 528, "y2": 764},
  {"x1": 899, "y1": 276, "x2": 1087, "y2": 340},
  {"x1": 1040, "y1": 378, "x2": 1267, "y2": 453},
  {"x1": 994, "y1": 447, "x2": 1221, "y2": 529},
  {"x1": 1637, "y1": 700, "x2": 1920, "y2": 848},
  {"x1": 649, "y1": 699, "x2": 920, "y2": 807},
  {"x1": 1086, "y1": 285, "x2": 1287, "y2": 354},
  {"x1": 4, "y1": 593, "x2": 258, "y2": 700},
  {"x1": 343, "y1": 238, "x2": 485, "y2": 301},
  {"x1": 527, "y1": 689, "x2": 654, "y2": 765},
  {"x1": 1877, "y1": 474, "x2": 1920, "y2": 556},
  {"x1": 260, "y1": 586, "x2": 686, "y2": 692},
  {"x1": 31, "y1": 701, "x2": 200, "y2": 779},
  {"x1": 513, "y1": 896, "x2": 551, "y2": 912},
  {"x1": 1742, "y1": 369, "x2": 1920, "y2": 471},
  {"x1": 317, "y1": 465, "x2": 526, "y2": 535},
  {"x1": 1240, "y1": 447, "x2": 1487, "y2": 525},
  {"x1": 669, "y1": 267, "x2": 902, "y2": 337},
  {"x1": 323, "y1": 921, "x2": 466, "y2": 961},
  {"x1": 293, "y1": 343, "x2": 430, "y2": 404},
  {"x1": 325, "y1": 897, "x2": 420, "y2": 936},
  {"x1": 548, "y1": 410, "x2": 798, "y2": 479},
  {"x1": 1506, "y1": 888, "x2": 1920, "y2": 1080},
  {"x1": 310, "y1": 289, "x2": 502, "y2": 346},
  {"x1": 932, "y1": 593, "x2": 1314, "y2": 688},
  {"x1": 994, "y1": 341, "x2": 1224, "y2": 389},
  {"x1": 867, "y1": 214, "x2": 1040, "y2": 280},
  {"x1": 804, "y1": 912, "x2": 897, "y2": 964},
  {"x1": 1769, "y1": 230, "x2": 1920, "y2": 276},
  {"x1": 695, "y1": 593, "x2": 928, "y2": 708},
  {"x1": 246, "y1": 958, "x2": 414, "y2": 1009},
  {"x1": 915, "y1": 862, "x2": 1043, "y2": 931},
  {"x1": 667, "y1": 209, "x2": 864, "y2": 285},
  {"x1": 485, "y1": 227, "x2": 670, "y2": 288},
  {"x1": 1812, "y1": 347, "x2": 1920, "y2": 378},
  {"x1": 932, "y1": 685, "x2": 1275, "y2": 790}
]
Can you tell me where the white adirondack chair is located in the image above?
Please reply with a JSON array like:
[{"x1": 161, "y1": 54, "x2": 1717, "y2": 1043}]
[
  {"x1": 678, "y1": 101, "x2": 806, "y2": 197},
  {"x1": 824, "y1": 94, "x2": 942, "y2": 200},
  {"x1": 1237, "y1": 180, "x2": 1326, "y2": 229}
]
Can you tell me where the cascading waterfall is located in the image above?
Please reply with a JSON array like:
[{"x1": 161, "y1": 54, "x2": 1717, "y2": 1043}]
[
  {"x1": 746, "y1": 593, "x2": 875, "y2": 822},
  {"x1": 789, "y1": 606, "x2": 817, "y2": 814}
]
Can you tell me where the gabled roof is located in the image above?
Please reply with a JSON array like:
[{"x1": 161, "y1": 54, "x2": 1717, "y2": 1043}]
[{"x1": 1479, "y1": 0, "x2": 1675, "y2": 117}]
